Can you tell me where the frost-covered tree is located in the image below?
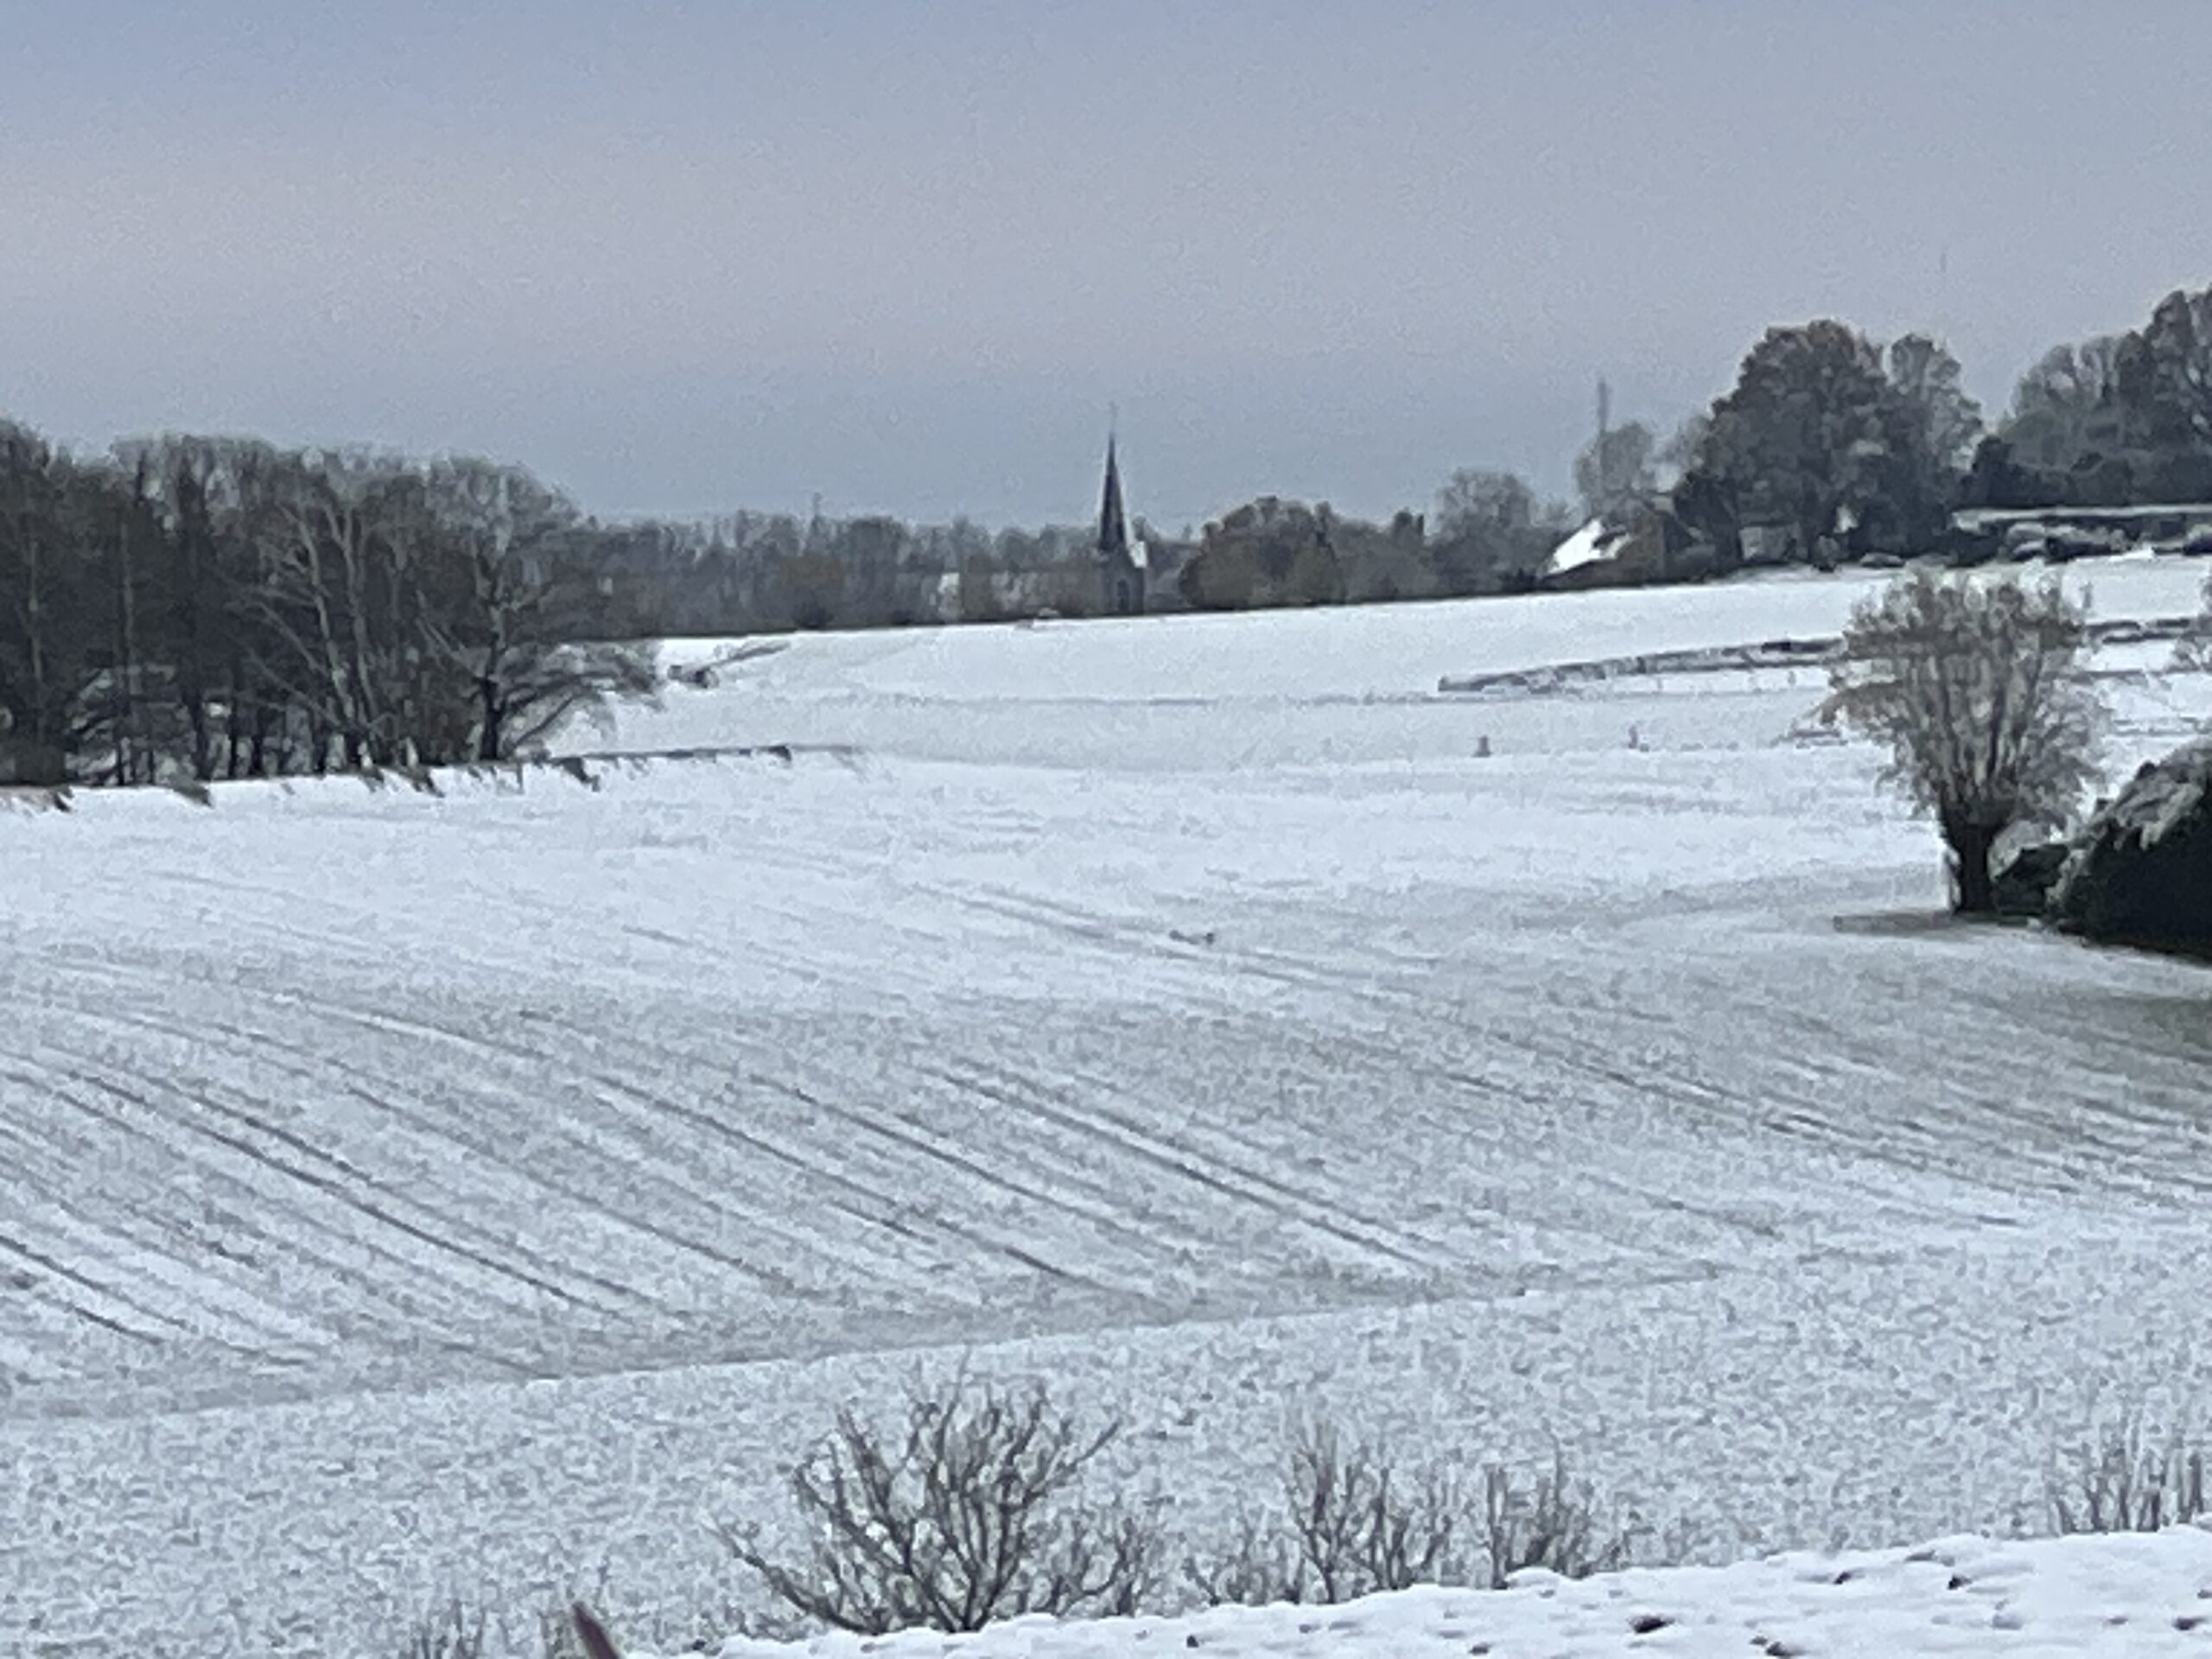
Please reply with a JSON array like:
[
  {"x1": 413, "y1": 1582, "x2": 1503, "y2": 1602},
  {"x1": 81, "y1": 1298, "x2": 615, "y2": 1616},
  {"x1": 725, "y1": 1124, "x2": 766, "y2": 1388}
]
[{"x1": 1820, "y1": 570, "x2": 2103, "y2": 914}]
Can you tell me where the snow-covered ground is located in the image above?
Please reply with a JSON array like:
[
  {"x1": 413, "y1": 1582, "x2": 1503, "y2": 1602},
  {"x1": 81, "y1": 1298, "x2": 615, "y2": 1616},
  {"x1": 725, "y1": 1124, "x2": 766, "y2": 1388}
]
[
  {"x1": 671, "y1": 1528, "x2": 2212, "y2": 1659},
  {"x1": 3, "y1": 556, "x2": 2209, "y2": 1656}
]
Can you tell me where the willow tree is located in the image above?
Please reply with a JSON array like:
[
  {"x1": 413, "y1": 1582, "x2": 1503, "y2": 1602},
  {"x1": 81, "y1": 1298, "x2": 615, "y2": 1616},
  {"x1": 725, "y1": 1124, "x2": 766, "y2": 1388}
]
[{"x1": 1821, "y1": 570, "x2": 2103, "y2": 913}]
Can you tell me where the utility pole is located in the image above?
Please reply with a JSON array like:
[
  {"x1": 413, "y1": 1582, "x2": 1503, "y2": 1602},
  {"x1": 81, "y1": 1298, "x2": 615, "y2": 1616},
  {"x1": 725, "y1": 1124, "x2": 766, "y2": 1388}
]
[{"x1": 1594, "y1": 376, "x2": 1612, "y2": 524}]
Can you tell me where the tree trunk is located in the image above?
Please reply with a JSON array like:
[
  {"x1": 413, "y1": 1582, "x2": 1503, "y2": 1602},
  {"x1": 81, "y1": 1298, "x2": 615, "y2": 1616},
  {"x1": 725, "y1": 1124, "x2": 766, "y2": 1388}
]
[
  {"x1": 476, "y1": 677, "x2": 503, "y2": 762},
  {"x1": 1947, "y1": 818, "x2": 1999, "y2": 914},
  {"x1": 248, "y1": 701, "x2": 274, "y2": 777}
]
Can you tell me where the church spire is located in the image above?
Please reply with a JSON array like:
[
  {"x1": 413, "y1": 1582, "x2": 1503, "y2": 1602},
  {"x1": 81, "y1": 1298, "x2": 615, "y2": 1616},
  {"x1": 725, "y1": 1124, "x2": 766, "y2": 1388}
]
[{"x1": 1096, "y1": 431, "x2": 1128, "y2": 556}]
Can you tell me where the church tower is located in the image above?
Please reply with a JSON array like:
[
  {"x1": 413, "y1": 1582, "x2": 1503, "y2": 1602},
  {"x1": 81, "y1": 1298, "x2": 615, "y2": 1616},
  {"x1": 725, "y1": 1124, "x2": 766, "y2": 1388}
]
[{"x1": 1096, "y1": 433, "x2": 1146, "y2": 614}]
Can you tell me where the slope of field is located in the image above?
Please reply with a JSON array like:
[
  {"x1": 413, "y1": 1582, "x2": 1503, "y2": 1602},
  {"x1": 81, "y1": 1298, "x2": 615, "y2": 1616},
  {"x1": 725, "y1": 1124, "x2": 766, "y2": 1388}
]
[{"x1": 2, "y1": 556, "x2": 2209, "y2": 1655}]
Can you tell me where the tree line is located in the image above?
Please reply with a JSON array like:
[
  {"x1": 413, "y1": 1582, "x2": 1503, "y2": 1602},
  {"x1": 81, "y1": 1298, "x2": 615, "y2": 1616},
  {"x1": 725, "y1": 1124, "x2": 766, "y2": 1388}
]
[
  {"x1": 1663, "y1": 281, "x2": 2212, "y2": 569},
  {"x1": 0, "y1": 432, "x2": 654, "y2": 786},
  {"x1": 8, "y1": 282, "x2": 2210, "y2": 787}
]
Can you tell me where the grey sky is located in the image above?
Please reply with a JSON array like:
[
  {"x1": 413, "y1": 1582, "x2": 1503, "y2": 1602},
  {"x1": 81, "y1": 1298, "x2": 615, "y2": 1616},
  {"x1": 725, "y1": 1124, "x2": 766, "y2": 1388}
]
[{"x1": 3, "y1": 2, "x2": 2207, "y2": 530}]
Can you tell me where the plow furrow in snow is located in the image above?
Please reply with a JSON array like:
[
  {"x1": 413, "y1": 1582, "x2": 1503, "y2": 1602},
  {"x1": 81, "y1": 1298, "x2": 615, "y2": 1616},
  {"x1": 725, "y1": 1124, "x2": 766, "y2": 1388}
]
[
  {"x1": 926, "y1": 1052, "x2": 1452, "y2": 1280},
  {"x1": 19, "y1": 1054, "x2": 603, "y2": 1360}
]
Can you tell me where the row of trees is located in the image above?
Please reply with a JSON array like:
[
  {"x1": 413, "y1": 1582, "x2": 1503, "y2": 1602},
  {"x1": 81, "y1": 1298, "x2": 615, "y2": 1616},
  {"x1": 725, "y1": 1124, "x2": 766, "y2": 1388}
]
[
  {"x1": 1650, "y1": 281, "x2": 2212, "y2": 572},
  {"x1": 1986, "y1": 284, "x2": 2212, "y2": 507},
  {"x1": 0, "y1": 429, "x2": 654, "y2": 786}
]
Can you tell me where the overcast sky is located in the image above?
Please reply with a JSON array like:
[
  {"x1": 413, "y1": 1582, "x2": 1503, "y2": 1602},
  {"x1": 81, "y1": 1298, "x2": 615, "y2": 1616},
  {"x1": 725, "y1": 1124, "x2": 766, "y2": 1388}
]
[{"x1": 3, "y1": 2, "x2": 2207, "y2": 529}]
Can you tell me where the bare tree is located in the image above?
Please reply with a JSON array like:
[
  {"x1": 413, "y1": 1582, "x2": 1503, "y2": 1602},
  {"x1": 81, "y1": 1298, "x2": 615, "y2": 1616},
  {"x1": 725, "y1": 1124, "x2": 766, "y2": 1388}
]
[
  {"x1": 720, "y1": 1376, "x2": 1160, "y2": 1635},
  {"x1": 238, "y1": 448, "x2": 407, "y2": 767},
  {"x1": 421, "y1": 458, "x2": 657, "y2": 761},
  {"x1": 1820, "y1": 570, "x2": 2103, "y2": 913}
]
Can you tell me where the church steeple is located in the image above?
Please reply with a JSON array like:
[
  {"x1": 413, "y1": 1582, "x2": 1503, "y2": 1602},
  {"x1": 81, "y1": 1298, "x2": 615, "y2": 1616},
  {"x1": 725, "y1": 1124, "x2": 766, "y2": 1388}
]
[
  {"x1": 1096, "y1": 433, "x2": 1128, "y2": 557},
  {"x1": 1095, "y1": 429, "x2": 1144, "y2": 615}
]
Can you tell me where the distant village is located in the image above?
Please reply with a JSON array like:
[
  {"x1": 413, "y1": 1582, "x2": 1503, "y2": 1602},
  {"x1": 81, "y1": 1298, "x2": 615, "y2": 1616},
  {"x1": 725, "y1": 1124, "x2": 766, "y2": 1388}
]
[{"x1": 594, "y1": 283, "x2": 2212, "y2": 639}]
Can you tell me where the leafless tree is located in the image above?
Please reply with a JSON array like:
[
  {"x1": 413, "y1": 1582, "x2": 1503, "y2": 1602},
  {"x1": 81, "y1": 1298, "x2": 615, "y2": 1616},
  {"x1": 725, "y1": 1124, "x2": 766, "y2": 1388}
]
[
  {"x1": 1820, "y1": 569, "x2": 2103, "y2": 913},
  {"x1": 719, "y1": 1376, "x2": 1161, "y2": 1635},
  {"x1": 421, "y1": 457, "x2": 658, "y2": 760}
]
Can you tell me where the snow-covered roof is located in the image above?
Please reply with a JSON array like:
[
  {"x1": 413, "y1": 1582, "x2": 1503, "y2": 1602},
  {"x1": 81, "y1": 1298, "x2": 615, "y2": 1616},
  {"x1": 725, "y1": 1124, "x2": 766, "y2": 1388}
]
[{"x1": 1542, "y1": 518, "x2": 1627, "y2": 579}]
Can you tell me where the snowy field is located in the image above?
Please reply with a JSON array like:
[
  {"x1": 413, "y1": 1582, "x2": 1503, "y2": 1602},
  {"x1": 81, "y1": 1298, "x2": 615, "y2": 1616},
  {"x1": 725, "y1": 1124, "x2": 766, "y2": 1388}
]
[{"x1": 3, "y1": 556, "x2": 2211, "y2": 1655}]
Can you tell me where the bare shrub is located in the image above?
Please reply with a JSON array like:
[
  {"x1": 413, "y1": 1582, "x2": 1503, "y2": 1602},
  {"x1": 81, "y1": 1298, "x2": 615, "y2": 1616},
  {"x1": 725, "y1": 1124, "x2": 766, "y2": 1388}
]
[
  {"x1": 2050, "y1": 1418, "x2": 2209, "y2": 1534},
  {"x1": 1188, "y1": 1426, "x2": 1633, "y2": 1605},
  {"x1": 720, "y1": 1375, "x2": 1162, "y2": 1634},
  {"x1": 399, "y1": 1599, "x2": 489, "y2": 1659},
  {"x1": 1185, "y1": 1512, "x2": 1307, "y2": 1607},
  {"x1": 1819, "y1": 569, "x2": 2102, "y2": 913},
  {"x1": 1190, "y1": 1421, "x2": 1469, "y2": 1605},
  {"x1": 1479, "y1": 1451, "x2": 1638, "y2": 1586}
]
